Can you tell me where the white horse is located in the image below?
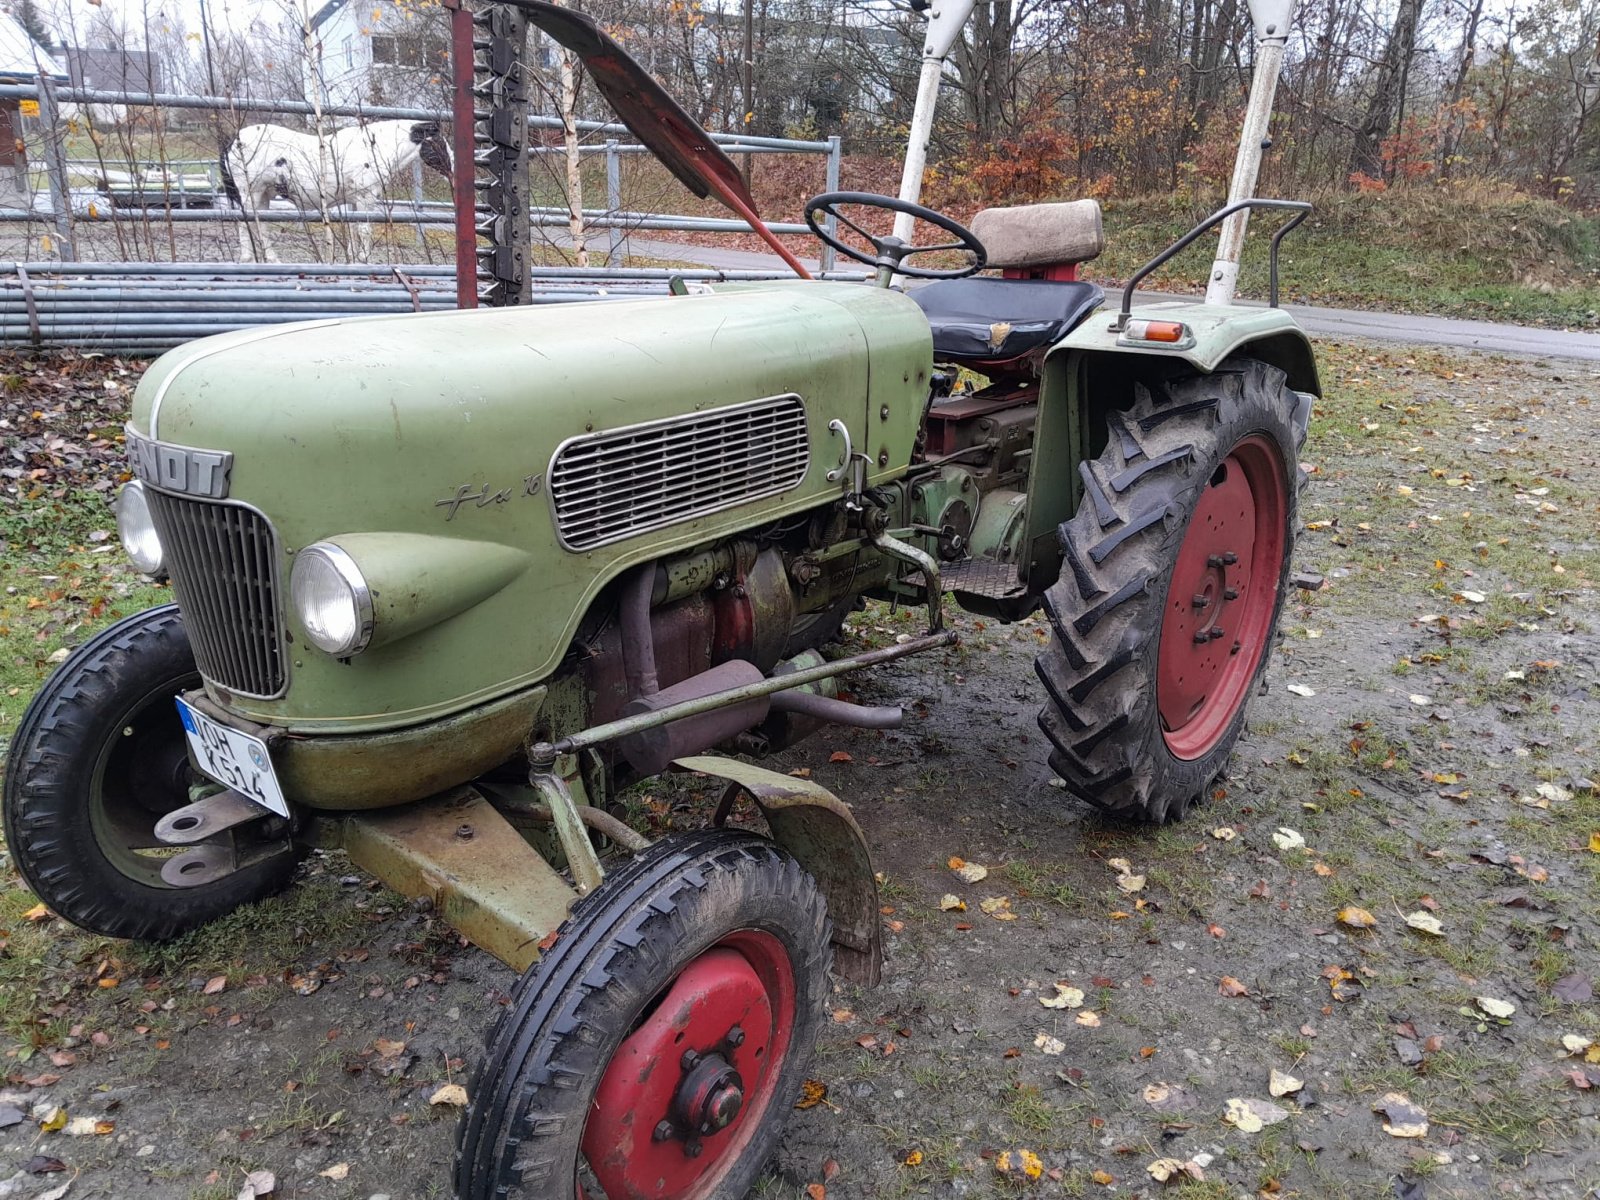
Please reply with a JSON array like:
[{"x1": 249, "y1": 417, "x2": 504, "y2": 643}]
[{"x1": 221, "y1": 119, "x2": 451, "y2": 263}]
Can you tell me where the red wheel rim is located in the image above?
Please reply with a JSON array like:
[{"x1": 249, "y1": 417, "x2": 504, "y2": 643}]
[
  {"x1": 1157, "y1": 434, "x2": 1287, "y2": 761},
  {"x1": 580, "y1": 930, "x2": 796, "y2": 1199}
]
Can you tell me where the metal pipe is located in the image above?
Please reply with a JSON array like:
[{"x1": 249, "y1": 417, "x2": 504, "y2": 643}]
[
  {"x1": 769, "y1": 689, "x2": 902, "y2": 729},
  {"x1": 621, "y1": 563, "x2": 660, "y2": 699},
  {"x1": 1206, "y1": 0, "x2": 1296, "y2": 306},
  {"x1": 0, "y1": 84, "x2": 834, "y2": 151},
  {"x1": 492, "y1": 798, "x2": 650, "y2": 853},
  {"x1": 534, "y1": 629, "x2": 957, "y2": 761}
]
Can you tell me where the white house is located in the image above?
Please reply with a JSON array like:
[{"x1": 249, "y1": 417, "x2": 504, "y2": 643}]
[{"x1": 297, "y1": 0, "x2": 449, "y2": 111}]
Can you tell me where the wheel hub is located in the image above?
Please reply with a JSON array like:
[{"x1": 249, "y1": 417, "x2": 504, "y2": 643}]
[
  {"x1": 582, "y1": 938, "x2": 791, "y2": 1199},
  {"x1": 1157, "y1": 436, "x2": 1287, "y2": 761}
]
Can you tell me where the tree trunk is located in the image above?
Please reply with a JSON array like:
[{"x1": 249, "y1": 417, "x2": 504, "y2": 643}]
[
  {"x1": 1435, "y1": 0, "x2": 1484, "y2": 178},
  {"x1": 1347, "y1": 0, "x2": 1424, "y2": 180},
  {"x1": 559, "y1": 48, "x2": 586, "y2": 267}
]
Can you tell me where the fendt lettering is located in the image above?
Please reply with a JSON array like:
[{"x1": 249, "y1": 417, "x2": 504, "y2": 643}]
[{"x1": 125, "y1": 427, "x2": 233, "y2": 499}]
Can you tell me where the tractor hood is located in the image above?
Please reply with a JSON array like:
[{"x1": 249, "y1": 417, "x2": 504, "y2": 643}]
[{"x1": 127, "y1": 283, "x2": 931, "y2": 732}]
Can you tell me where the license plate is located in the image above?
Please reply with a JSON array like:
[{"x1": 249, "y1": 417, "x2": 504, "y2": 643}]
[{"x1": 175, "y1": 697, "x2": 290, "y2": 819}]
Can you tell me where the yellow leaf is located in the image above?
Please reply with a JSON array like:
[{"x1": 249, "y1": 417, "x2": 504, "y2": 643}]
[
  {"x1": 795, "y1": 1079, "x2": 827, "y2": 1110},
  {"x1": 1092, "y1": 1169, "x2": 1115, "y2": 1185},
  {"x1": 1337, "y1": 906, "x2": 1377, "y2": 929},
  {"x1": 22, "y1": 903, "x2": 51, "y2": 922},
  {"x1": 428, "y1": 1084, "x2": 468, "y2": 1107},
  {"x1": 1040, "y1": 983, "x2": 1084, "y2": 1010},
  {"x1": 902, "y1": 1150, "x2": 923, "y2": 1167},
  {"x1": 1075, "y1": 1010, "x2": 1101, "y2": 1028},
  {"x1": 1588, "y1": 832, "x2": 1600, "y2": 854},
  {"x1": 40, "y1": 1106, "x2": 67, "y2": 1132}
]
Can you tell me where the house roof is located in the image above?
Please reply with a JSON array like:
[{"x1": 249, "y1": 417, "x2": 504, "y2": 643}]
[
  {"x1": 0, "y1": 11, "x2": 66, "y2": 82},
  {"x1": 307, "y1": 0, "x2": 356, "y2": 32}
]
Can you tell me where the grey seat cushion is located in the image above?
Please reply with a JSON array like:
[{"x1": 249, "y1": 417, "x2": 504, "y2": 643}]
[{"x1": 970, "y1": 200, "x2": 1105, "y2": 269}]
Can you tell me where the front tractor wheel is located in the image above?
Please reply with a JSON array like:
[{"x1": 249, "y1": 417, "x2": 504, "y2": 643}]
[
  {"x1": 3, "y1": 606, "x2": 299, "y2": 939},
  {"x1": 454, "y1": 830, "x2": 832, "y2": 1200},
  {"x1": 1036, "y1": 358, "x2": 1303, "y2": 822}
]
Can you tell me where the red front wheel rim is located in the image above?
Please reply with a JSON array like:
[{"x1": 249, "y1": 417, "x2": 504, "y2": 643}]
[
  {"x1": 580, "y1": 930, "x2": 796, "y2": 1199},
  {"x1": 1157, "y1": 434, "x2": 1287, "y2": 760}
]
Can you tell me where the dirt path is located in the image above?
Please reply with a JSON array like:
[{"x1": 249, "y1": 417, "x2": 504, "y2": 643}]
[{"x1": 0, "y1": 339, "x2": 1596, "y2": 1200}]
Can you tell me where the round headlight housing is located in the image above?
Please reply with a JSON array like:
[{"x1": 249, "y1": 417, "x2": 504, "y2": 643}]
[
  {"x1": 290, "y1": 543, "x2": 374, "y2": 657},
  {"x1": 115, "y1": 481, "x2": 164, "y2": 575}
]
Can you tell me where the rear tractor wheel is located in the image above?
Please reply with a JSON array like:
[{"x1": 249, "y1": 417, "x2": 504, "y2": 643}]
[
  {"x1": 1035, "y1": 357, "x2": 1308, "y2": 822},
  {"x1": 454, "y1": 829, "x2": 832, "y2": 1199}
]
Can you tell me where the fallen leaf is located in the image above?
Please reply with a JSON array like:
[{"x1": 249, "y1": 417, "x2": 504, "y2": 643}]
[
  {"x1": 1207, "y1": 923, "x2": 1226, "y2": 938},
  {"x1": 1223, "y1": 1097, "x2": 1289, "y2": 1133},
  {"x1": 939, "y1": 894, "x2": 966, "y2": 912},
  {"x1": 1034, "y1": 1032, "x2": 1065, "y2": 1056},
  {"x1": 828, "y1": 751, "x2": 852, "y2": 763},
  {"x1": 318, "y1": 1163, "x2": 350, "y2": 1180},
  {"x1": 236, "y1": 1169, "x2": 276, "y2": 1200},
  {"x1": 1269, "y1": 1069, "x2": 1303, "y2": 1097},
  {"x1": 831, "y1": 1009, "x2": 854, "y2": 1024},
  {"x1": 1552, "y1": 974, "x2": 1592, "y2": 1004},
  {"x1": 1404, "y1": 911, "x2": 1445, "y2": 936},
  {"x1": 1210, "y1": 827, "x2": 1236, "y2": 841},
  {"x1": 1040, "y1": 983, "x2": 1085, "y2": 1010},
  {"x1": 1408, "y1": 694, "x2": 1431, "y2": 706},
  {"x1": 979, "y1": 896, "x2": 1017, "y2": 920},
  {"x1": 1218, "y1": 976, "x2": 1249, "y2": 997},
  {"x1": 22, "y1": 903, "x2": 51, "y2": 922},
  {"x1": 23, "y1": 1156, "x2": 66, "y2": 1174},
  {"x1": 1271, "y1": 828, "x2": 1305, "y2": 851},
  {"x1": 1560, "y1": 1033, "x2": 1593, "y2": 1056},
  {"x1": 952, "y1": 861, "x2": 988, "y2": 884},
  {"x1": 429, "y1": 1084, "x2": 468, "y2": 1107},
  {"x1": 1075, "y1": 1011, "x2": 1101, "y2": 1028},
  {"x1": 1115, "y1": 873, "x2": 1146, "y2": 894},
  {"x1": 1285, "y1": 684, "x2": 1316, "y2": 698},
  {"x1": 373, "y1": 1037, "x2": 406, "y2": 1059},
  {"x1": 795, "y1": 1079, "x2": 827, "y2": 1109},
  {"x1": 1374, "y1": 1092, "x2": 1428, "y2": 1138},
  {"x1": 1475, "y1": 996, "x2": 1516, "y2": 1020},
  {"x1": 1312, "y1": 862, "x2": 1334, "y2": 876},
  {"x1": 35, "y1": 1182, "x2": 73, "y2": 1200},
  {"x1": 1146, "y1": 1157, "x2": 1190, "y2": 1182},
  {"x1": 1092, "y1": 1169, "x2": 1115, "y2": 1185},
  {"x1": 806, "y1": 1185, "x2": 826, "y2": 1200},
  {"x1": 901, "y1": 1149, "x2": 922, "y2": 1167},
  {"x1": 1536, "y1": 782, "x2": 1572, "y2": 805},
  {"x1": 1142, "y1": 1082, "x2": 1192, "y2": 1112},
  {"x1": 1337, "y1": 906, "x2": 1377, "y2": 930},
  {"x1": 39, "y1": 1106, "x2": 67, "y2": 1132},
  {"x1": 203, "y1": 975, "x2": 227, "y2": 995},
  {"x1": 995, "y1": 1148, "x2": 1043, "y2": 1180}
]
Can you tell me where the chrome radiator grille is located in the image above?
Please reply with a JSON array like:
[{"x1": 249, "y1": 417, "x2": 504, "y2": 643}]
[
  {"x1": 144, "y1": 490, "x2": 286, "y2": 698},
  {"x1": 549, "y1": 394, "x2": 811, "y2": 551}
]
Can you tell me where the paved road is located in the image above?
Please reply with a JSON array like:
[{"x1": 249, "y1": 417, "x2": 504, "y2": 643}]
[{"x1": 603, "y1": 233, "x2": 1600, "y2": 363}]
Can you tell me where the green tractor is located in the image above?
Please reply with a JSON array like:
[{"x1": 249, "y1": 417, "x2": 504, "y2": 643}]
[{"x1": 3, "y1": 2, "x2": 1318, "y2": 1195}]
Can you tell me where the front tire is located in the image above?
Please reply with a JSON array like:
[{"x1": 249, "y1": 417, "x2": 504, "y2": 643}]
[
  {"x1": 455, "y1": 829, "x2": 832, "y2": 1200},
  {"x1": 1035, "y1": 357, "x2": 1305, "y2": 822},
  {"x1": 3, "y1": 605, "x2": 298, "y2": 939}
]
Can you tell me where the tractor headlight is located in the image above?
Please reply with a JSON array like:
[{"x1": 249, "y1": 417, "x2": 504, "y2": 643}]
[
  {"x1": 290, "y1": 543, "x2": 374, "y2": 657},
  {"x1": 115, "y1": 481, "x2": 164, "y2": 575}
]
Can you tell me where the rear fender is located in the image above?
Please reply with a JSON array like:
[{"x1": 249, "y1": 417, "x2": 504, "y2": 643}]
[
  {"x1": 672, "y1": 755, "x2": 882, "y2": 986},
  {"x1": 1021, "y1": 305, "x2": 1319, "y2": 594}
]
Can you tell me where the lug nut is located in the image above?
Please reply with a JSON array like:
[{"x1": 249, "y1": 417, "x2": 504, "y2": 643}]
[
  {"x1": 653, "y1": 1120, "x2": 675, "y2": 1143},
  {"x1": 1231, "y1": 641, "x2": 1242, "y2": 655},
  {"x1": 1223, "y1": 587, "x2": 1239, "y2": 600},
  {"x1": 681, "y1": 1049, "x2": 699, "y2": 1071},
  {"x1": 1222, "y1": 551, "x2": 1238, "y2": 565},
  {"x1": 1207, "y1": 554, "x2": 1225, "y2": 568},
  {"x1": 726, "y1": 1026, "x2": 745, "y2": 1049},
  {"x1": 1193, "y1": 630, "x2": 1210, "y2": 644},
  {"x1": 684, "y1": 1140, "x2": 703, "y2": 1159},
  {"x1": 1191, "y1": 594, "x2": 1210, "y2": 609},
  {"x1": 455, "y1": 824, "x2": 474, "y2": 840}
]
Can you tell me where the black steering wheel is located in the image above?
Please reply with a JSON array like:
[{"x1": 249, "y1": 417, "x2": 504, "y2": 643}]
[{"x1": 804, "y1": 192, "x2": 985, "y2": 280}]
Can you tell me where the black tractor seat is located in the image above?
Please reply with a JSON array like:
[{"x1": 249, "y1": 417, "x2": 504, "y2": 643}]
[{"x1": 911, "y1": 277, "x2": 1104, "y2": 363}]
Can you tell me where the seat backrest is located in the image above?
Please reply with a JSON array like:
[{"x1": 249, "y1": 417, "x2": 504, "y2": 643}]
[{"x1": 970, "y1": 200, "x2": 1104, "y2": 272}]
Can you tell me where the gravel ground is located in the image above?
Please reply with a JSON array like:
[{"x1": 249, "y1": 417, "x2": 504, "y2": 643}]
[{"x1": 0, "y1": 338, "x2": 1596, "y2": 1200}]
